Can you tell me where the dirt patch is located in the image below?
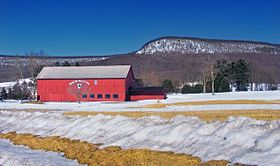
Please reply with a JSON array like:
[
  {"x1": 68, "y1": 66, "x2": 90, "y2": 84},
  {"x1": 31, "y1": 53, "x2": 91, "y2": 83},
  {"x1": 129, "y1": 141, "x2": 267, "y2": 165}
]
[
  {"x1": 140, "y1": 100, "x2": 280, "y2": 108},
  {"x1": 64, "y1": 109, "x2": 280, "y2": 121},
  {"x1": 0, "y1": 132, "x2": 236, "y2": 166}
]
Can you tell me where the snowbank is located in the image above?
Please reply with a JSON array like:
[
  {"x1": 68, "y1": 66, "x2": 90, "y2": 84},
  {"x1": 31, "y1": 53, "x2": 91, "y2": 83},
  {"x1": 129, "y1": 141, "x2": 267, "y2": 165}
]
[
  {"x1": 0, "y1": 139, "x2": 82, "y2": 166},
  {"x1": 0, "y1": 110, "x2": 280, "y2": 166}
]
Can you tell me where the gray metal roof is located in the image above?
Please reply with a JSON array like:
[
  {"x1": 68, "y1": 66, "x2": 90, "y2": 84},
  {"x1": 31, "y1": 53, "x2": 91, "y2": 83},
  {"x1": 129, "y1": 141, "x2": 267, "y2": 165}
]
[{"x1": 37, "y1": 65, "x2": 132, "y2": 79}]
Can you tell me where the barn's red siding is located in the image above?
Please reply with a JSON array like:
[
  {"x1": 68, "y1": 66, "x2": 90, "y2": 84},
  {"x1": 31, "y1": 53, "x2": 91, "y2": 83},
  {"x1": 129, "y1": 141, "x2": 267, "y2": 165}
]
[
  {"x1": 37, "y1": 67, "x2": 166, "y2": 102},
  {"x1": 38, "y1": 78, "x2": 130, "y2": 102}
]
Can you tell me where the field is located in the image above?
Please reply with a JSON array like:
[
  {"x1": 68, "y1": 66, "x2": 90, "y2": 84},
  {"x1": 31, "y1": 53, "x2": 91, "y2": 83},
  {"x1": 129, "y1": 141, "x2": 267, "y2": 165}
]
[{"x1": 1, "y1": 91, "x2": 280, "y2": 166}]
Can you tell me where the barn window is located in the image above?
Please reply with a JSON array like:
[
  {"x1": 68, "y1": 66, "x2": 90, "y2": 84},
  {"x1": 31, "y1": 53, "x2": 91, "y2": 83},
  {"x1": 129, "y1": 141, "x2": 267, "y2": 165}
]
[
  {"x1": 113, "y1": 94, "x2": 119, "y2": 99},
  {"x1": 105, "y1": 94, "x2": 110, "y2": 99},
  {"x1": 82, "y1": 94, "x2": 87, "y2": 98},
  {"x1": 90, "y1": 94, "x2": 95, "y2": 98},
  {"x1": 97, "y1": 94, "x2": 102, "y2": 99}
]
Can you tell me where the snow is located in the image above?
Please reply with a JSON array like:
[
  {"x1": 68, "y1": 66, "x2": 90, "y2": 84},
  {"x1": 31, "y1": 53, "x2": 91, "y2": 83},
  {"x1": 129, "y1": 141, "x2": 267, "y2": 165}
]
[
  {"x1": 0, "y1": 139, "x2": 82, "y2": 166},
  {"x1": 0, "y1": 91, "x2": 279, "y2": 112},
  {"x1": 1, "y1": 91, "x2": 280, "y2": 165},
  {"x1": 136, "y1": 38, "x2": 280, "y2": 55},
  {"x1": 0, "y1": 111, "x2": 280, "y2": 165},
  {"x1": 0, "y1": 78, "x2": 32, "y2": 89}
]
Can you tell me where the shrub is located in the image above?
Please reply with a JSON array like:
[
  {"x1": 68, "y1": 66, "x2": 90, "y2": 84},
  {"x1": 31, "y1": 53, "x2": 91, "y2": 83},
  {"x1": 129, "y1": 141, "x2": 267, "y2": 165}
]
[{"x1": 181, "y1": 84, "x2": 203, "y2": 94}]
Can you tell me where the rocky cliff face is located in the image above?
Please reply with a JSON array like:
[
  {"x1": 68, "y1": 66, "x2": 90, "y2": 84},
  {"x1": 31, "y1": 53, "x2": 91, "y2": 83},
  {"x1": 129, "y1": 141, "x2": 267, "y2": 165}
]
[{"x1": 136, "y1": 37, "x2": 280, "y2": 55}]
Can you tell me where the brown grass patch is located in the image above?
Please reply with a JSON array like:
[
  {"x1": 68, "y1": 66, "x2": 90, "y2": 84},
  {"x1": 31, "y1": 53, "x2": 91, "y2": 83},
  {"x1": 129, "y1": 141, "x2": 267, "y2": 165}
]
[
  {"x1": 24, "y1": 100, "x2": 45, "y2": 104},
  {"x1": 141, "y1": 100, "x2": 280, "y2": 108},
  {"x1": 0, "y1": 132, "x2": 235, "y2": 166},
  {"x1": 64, "y1": 109, "x2": 280, "y2": 122}
]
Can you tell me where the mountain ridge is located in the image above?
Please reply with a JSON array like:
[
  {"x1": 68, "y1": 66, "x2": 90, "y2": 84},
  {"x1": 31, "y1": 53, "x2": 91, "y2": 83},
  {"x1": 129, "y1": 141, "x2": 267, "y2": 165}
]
[
  {"x1": 1, "y1": 36, "x2": 280, "y2": 57},
  {"x1": 1, "y1": 36, "x2": 280, "y2": 84},
  {"x1": 141, "y1": 36, "x2": 280, "y2": 46},
  {"x1": 136, "y1": 36, "x2": 280, "y2": 55}
]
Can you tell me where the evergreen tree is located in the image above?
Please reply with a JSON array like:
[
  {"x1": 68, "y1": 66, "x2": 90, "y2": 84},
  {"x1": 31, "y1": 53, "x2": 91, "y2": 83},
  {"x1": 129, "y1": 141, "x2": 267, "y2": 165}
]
[
  {"x1": 62, "y1": 61, "x2": 71, "y2": 66},
  {"x1": 181, "y1": 84, "x2": 203, "y2": 94},
  {"x1": 1, "y1": 88, "x2": 7, "y2": 100},
  {"x1": 162, "y1": 79, "x2": 174, "y2": 93},
  {"x1": 210, "y1": 59, "x2": 250, "y2": 92},
  {"x1": 54, "y1": 61, "x2": 60, "y2": 66},
  {"x1": 7, "y1": 87, "x2": 12, "y2": 99},
  {"x1": 75, "y1": 62, "x2": 80, "y2": 66},
  {"x1": 9, "y1": 82, "x2": 32, "y2": 100},
  {"x1": 214, "y1": 60, "x2": 230, "y2": 92},
  {"x1": 232, "y1": 59, "x2": 250, "y2": 91}
]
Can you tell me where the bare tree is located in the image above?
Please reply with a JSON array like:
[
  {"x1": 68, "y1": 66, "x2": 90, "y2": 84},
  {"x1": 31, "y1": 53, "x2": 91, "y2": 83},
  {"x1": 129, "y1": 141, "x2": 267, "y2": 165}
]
[
  {"x1": 202, "y1": 69, "x2": 209, "y2": 93},
  {"x1": 14, "y1": 56, "x2": 24, "y2": 80},
  {"x1": 26, "y1": 51, "x2": 47, "y2": 99},
  {"x1": 140, "y1": 71, "x2": 161, "y2": 86},
  {"x1": 201, "y1": 55, "x2": 218, "y2": 95},
  {"x1": 210, "y1": 65, "x2": 218, "y2": 95}
]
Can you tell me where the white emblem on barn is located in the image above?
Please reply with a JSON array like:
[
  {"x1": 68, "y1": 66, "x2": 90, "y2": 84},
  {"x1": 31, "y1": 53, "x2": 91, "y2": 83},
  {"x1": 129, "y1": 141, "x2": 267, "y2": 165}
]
[
  {"x1": 77, "y1": 84, "x2": 82, "y2": 89},
  {"x1": 69, "y1": 80, "x2": 90, "y2": 86}
]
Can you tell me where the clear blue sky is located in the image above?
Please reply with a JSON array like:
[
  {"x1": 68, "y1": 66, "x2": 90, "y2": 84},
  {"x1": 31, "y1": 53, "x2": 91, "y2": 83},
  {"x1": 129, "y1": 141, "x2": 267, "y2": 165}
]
[{"x1": 0, "y1": 0, "x2": 279, "y2": 56}]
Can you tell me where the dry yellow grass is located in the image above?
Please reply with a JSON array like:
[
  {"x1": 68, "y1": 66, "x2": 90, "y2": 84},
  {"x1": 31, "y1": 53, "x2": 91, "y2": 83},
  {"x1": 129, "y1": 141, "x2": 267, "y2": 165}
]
[
  {"x1": 64, "y1": 109, "x2": 280, "y2": 121},
  {"x1": 0, "y1": 132, "x2": 235, "y2": 166},
  {"x1": 140, "y1": 100, "x2": 280, "y2": 108},
  {"x1": 24, "y1": 100, "x2": 45, "y2": 104}
]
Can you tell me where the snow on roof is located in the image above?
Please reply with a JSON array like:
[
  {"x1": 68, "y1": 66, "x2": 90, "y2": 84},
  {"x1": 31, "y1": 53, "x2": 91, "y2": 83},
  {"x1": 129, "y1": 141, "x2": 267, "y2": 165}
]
[{"x1": 37, "y1": 65, "x2": 132, "y2": 79}]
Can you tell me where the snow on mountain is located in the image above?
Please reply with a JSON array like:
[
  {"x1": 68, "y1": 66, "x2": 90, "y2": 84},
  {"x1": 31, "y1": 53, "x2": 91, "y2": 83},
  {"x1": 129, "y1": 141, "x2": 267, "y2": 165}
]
[
  {"x1": 136, "y1": 37, "x2": 280, "y2": 55},
  {"x1": 0, "y1": 56, "x2": 108, "y2": 67}
]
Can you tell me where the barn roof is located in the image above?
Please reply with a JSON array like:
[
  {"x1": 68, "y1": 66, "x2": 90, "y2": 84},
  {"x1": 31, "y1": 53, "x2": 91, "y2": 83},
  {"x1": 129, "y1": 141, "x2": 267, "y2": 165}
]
[{"x1": 37, "y1": 65, "x2": 132, "y2": 79}]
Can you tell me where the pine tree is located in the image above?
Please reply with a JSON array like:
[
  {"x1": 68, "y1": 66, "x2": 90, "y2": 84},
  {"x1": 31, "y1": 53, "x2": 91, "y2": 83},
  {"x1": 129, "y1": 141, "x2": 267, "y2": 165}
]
[
  {"x1": 9, "y1": 82, "x2": 32, "y2": 100},
  {"x1": 162, "y1": 79, "x2": 174, "y2": 93},
  {"x1": 54, "y1": 61, "x2": 60, "y2": 66},
  {"x1": 233, "y1": 59, "x2": 250, "y2": 91},
  {"x1": 214, "y1": 60, "x2": 230, "y2": 92},
  {"x1": 62, "y1": 61, "x2": 71, "y2": 66},
  {"x1": 75, "y1": 62, "x2": 80, "y2": 66},
  {"x1": 181, "y1": 84, "x2": 203, "y2": 94},
  {"x1": 1, "y1": 88, "x2": 7, "y2": 100}
]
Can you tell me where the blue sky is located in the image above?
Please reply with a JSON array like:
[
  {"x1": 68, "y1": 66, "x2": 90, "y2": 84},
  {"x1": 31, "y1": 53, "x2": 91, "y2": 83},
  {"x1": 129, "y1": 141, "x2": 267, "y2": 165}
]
[{"x1": 0, "y1": 0, "x2": 279, "y2": 56}]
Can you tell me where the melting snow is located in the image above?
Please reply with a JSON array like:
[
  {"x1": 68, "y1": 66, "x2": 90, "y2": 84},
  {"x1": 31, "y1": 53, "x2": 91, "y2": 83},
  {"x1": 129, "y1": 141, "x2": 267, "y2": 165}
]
[
  {"x1": 0, "y1": 91, "x2": 280, "y2": 165},
  {"x1": 0, "y1": 111, "x2": 280, "y2": 165},
  {"x1": 0, "y1": 139, "x2": 82, "y2": 166}
]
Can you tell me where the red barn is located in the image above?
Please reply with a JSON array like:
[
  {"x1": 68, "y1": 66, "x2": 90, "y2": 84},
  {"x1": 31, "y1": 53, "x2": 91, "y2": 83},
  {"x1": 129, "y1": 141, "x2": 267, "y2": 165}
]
[{"x1": 37, "y1": 65, "x2": 166, "y2": 102}]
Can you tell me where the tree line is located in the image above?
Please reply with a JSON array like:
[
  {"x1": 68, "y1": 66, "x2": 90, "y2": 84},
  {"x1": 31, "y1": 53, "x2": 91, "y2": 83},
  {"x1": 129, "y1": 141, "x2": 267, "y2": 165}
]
[
  {"x1": 54, "y1": 61, "x2": 80, "y2": 66},
  {"x1": 162, "y1": 59, "x2": 251, "y2": 94},
  {"x1": 0, "y1": 52, "x2": 85, "y2": 101}
]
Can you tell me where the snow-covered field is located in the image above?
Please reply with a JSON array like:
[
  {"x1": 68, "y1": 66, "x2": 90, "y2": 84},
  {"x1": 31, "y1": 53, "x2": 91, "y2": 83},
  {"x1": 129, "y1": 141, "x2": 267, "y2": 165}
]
[
  {"x1": 0, "y1": 139, "x2": 81, "y2": 166},
  {"x1": 1, "y1": 91, "x2": 280, "y2": 166},
  {"x1": 0, "y1": 91, "x2": 280, "y2": 112}
]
